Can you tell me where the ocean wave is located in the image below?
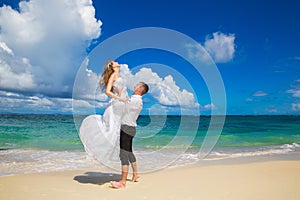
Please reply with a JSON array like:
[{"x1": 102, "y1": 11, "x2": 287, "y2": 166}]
[
  {"x1": 205, "y1": 143, "x2": 300, "y2": 160},
  {"x1": 0, "y1": 149, "x2": 99, "y2": 176},
  {"x1": 1, "y1": 143, "x2": 299, "y2": 176}
]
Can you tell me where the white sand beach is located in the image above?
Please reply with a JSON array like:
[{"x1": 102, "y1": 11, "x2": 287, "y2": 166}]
[{"x1": 1, "y1": 160, "x2": 299, "y2": 200}]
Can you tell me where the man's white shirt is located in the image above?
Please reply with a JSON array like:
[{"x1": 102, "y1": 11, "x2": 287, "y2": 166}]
[{"x1": 121, "y1": 95, "x2": 143, "y2": 127}]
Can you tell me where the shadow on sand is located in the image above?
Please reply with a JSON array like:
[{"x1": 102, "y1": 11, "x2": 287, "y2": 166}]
[{"x1": 73, "y1": 172, "x2": 121, "y2": 185}]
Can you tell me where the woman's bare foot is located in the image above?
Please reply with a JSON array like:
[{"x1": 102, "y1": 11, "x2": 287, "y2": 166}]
[
  {"x1": 131, "y1": 174, "x2": 140, "y2": 182},
  {"x1": 110, "y1": 181, "x2": 125, "y2": 189}
]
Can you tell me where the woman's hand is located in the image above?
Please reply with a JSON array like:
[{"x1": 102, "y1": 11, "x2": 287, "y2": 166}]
[{"x1": 121, "y1": 98, "x2": 129, "y2": 103}]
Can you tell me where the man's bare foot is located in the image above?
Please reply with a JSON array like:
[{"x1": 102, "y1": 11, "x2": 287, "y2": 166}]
[
  {"x1": 110, "y1": 181, "x2": 125, "y2": 189},
  {"x1": 131, "y1": 174, "x2": 140, "y2": 182}
]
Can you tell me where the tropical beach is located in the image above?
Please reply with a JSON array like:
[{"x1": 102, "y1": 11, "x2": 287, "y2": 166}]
[{"x1": 1, "y1": 0, "x2": 300, "y2": 199}]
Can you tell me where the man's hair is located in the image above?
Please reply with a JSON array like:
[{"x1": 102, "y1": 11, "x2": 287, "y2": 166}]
[{"x1": 139, "y1": 82, "x2": 149, "y2": 95}]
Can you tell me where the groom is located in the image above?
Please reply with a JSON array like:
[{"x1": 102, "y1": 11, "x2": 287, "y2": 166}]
[{"x1": 111, "y1": 82, "x2": 149, "y2": 189}]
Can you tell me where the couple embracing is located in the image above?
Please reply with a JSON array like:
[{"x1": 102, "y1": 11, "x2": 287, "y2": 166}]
[{"x1": 79, "y1": 60, "x2": 149, "y2": 189}]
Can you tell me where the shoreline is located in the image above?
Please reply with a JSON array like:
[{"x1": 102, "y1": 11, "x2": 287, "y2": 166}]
[
  {"x1": 1, "y1": 147, "x2": 299, "y2": 177},
  {"x1": 1, "y1": 159, "x2": 299, "y2": 200}
]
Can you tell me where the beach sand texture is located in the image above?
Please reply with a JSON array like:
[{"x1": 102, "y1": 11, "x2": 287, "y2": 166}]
[{"x1": 1, "y1": 160, "x2": 299, "y2": 200}]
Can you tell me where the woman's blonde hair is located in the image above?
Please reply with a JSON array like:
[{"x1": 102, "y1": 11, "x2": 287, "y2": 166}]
[{"x1": 100, "y1": 60, "x2": 114, "y2": 90}]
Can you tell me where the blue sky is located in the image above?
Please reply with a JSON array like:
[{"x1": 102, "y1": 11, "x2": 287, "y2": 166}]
[{"x1": 0, "y1": 0, "x2": 299, "y2": 115}]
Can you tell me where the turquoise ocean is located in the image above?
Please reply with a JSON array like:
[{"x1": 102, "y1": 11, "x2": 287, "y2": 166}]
[{"x1": 0, "y1": 114, "x2": 299, "y2": 176}]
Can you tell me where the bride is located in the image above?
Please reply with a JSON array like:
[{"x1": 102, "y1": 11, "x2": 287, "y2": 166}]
[{"x1": 79, "y1": 60, "x2": 129, "y2": 165}]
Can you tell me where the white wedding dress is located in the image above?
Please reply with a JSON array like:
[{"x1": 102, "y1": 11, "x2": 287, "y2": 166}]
[{"x1": 79, "y1": 77, "x2": 128, "y2": 165}]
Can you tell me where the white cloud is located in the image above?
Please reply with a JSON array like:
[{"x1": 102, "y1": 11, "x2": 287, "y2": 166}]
[
  {"x1": 74, "y1": 64, "x2": 200, "y2": 110},
  {"x1": 286, "y1": 79, "x2": 300, "y2": 98},
  {"x1": 292, "y1": 103, "x2": 300, "y2": 111},
  {"x1": 0, "y1": 91, "x2": 74, "y2": 113},
  {"x1": 120, "y1": 65, "x2": 200, "y2": 107},
  {"x1": 287, "y1": 89, "x2": 300, "y2": 98},
  {"x1": 73, "y1": 99, "x2": 94, "y2": 109},
  {"x1": 201, "y1": 103, "x2": 216, "y2": 111},
  {"x1": 0, "y1": 62, "x2": 207, "y2": 113},
  {"x1": 204, "y1": 32, "x2": 235, "y2": 63},
  {"x1": 285, "y1": 80, "x2": 300, "y2": 113},
  {"x1": 0, "y1": 42, "x2": 13, "y2": 55},
  {"x1": 66, "y1": 62, "x2": 204, "y2": 115},
  {"x1": 245, "y1": 98, "x2": 253, "y2": 102},
  {"x1": 0, "y1": 0, "x2": 102, "y2": 96},
  {"x1": 267, "y1": 106, "x2": 278, "y2": 113},
  {"x1": 186, "y1": 43, "x2": 211, "y2": 64},
  {"x1": 186, "y1": 32, "x2": 235, "y2": 64},
  {"x1": 72, "y1": 58, "x2": 108, "y2": 102},
  {"x1": 0, "y1": 43, "x2": 36, "y2": 91},
  {"x1": 253, "y1": 91, "x2": 268, "y2": 97},
  {"x1": 294, "y1": 57, "x2": 300, "y2": 61}
]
